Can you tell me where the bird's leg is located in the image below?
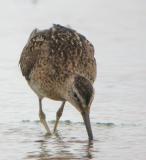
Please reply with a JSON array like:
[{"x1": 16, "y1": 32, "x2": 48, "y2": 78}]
[
  {"x1": 39, "y1": 98, "x2": 51, "y2": 134},
  {"x1": 53, "y1": 101, "x2": 65, "y2": 133}
]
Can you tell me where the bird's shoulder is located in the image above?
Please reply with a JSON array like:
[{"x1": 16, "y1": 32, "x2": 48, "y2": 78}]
[
  {"x1": 27, "y1": 25, "x2": 94, "y2": 55},
  {"x1": 19, "y1": 25, "x2": 96, "y2": 81}
]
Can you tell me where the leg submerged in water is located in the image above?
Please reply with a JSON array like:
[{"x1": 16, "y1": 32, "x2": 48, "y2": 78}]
[
  {"x1": 39, "y1": 98, "x2": 51, "y2": 134},
  {"x1": 53, "y1": 101, "x2": 66, "y2": 133}
]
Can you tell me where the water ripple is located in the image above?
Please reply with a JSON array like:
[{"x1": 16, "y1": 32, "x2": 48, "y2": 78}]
[{"x1": 20, "y1": 120, "x2": 143, "y2": 127}]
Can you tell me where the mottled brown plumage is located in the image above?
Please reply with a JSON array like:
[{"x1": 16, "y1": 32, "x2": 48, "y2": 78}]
[{"x1": 19, "y1": 24, "x2": 97, "y2": 140}]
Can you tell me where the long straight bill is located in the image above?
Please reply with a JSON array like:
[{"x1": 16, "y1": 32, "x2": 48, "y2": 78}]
[{"x1": 82, "y1": 112, "x2": 93, "y2": 140}]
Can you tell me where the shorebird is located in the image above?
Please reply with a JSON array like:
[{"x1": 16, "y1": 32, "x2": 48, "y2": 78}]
[{"x1": 19, "y1": 24, "x2": 97, "y2": 140}]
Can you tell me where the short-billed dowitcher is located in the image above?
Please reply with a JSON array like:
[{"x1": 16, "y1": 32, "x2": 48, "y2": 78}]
[{"x1": 19, "y1": 24, "x2": 97, "y2": 140}]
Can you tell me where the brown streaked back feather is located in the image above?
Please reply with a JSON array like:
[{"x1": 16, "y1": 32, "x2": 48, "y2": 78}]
[
  {"x1": 19, "y1": 24, "x2": 97, "y2": 83},
  {"x1": 19, "y1": 29, "x2": 47, "y2": 80}
]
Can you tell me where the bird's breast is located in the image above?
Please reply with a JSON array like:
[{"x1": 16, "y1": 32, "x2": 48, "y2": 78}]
[{"x1": 28, "y1": 72, "x2": 65, "y2": 101}]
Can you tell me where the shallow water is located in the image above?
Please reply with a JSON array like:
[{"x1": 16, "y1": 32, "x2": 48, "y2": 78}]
[
  {"x1": 1, "y1": 121, "x2": 146, "y2": 160},
  {"x1": 0, "y1": 0, "x2": 146, "y2": 160}
]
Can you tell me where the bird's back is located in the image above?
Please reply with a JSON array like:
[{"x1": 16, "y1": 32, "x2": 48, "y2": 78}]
[
  {"x1": 20, "y1": 25, "x2": 96, "y2": 84},
  {"x1": 20, "y1": 25, "x2": 96, "y2": 82}
]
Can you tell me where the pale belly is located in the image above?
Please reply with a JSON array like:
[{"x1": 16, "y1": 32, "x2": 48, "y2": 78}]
[{"x1": 28, "y1": 79, "x2": 63, "y2": 101}]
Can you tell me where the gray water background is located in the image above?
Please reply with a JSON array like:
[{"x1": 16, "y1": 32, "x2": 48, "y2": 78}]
[{"x1": 0, "y1": 0, "x2": 146, "y2": 159}]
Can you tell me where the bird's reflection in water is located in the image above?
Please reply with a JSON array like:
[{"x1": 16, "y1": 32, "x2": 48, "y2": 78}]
[
  {"x1": 85, "y1": 140, "x2": 94, "y2": 159},
  {"x1": 26, "y1": 131, "x2": 95, "y2": 160}
]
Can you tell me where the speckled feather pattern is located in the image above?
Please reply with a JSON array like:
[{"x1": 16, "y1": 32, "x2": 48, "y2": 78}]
[{"x1": 19, "y1": 24, "x2": 96, "y2": 100}]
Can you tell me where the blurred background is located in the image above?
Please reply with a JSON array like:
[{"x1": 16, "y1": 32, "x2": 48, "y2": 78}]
[{"x1": 0, "y1": 0, "x2": 146, "y2": 160}]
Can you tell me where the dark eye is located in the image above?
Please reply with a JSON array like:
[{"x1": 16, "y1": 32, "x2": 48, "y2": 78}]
[
  {"x1": 73, "y1": 93, "x2": 77, "y2": 98},
  {"x1": 73, "y1": 93, "x2": 80, "y2": 102}
]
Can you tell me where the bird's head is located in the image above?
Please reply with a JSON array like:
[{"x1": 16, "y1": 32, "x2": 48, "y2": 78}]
[{"x1": 66, "y1": 75, "x2": 94, "y2": 140}]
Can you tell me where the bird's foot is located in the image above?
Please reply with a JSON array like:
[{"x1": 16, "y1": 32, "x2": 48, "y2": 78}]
[{"x1": 45, "y1": 132, "x2": 52, "y2": 137}]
